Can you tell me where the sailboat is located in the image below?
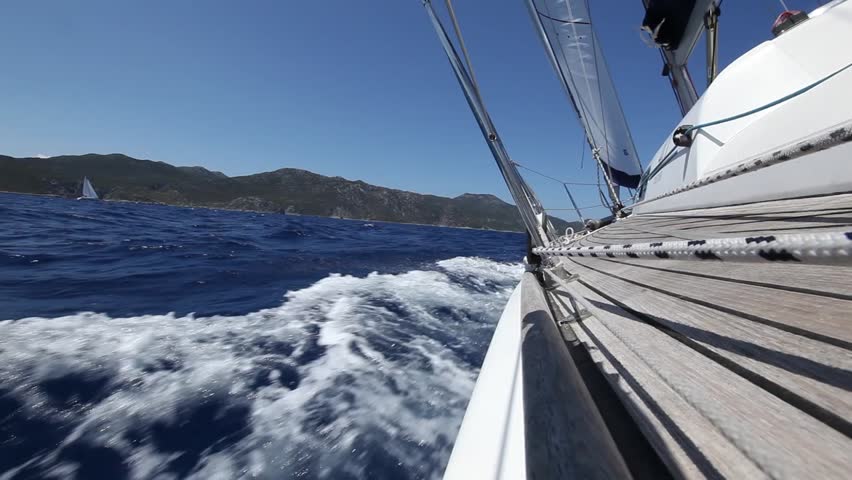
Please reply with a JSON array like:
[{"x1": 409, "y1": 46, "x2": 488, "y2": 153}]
[
  {"x1": 423, "y1": 0, "x2": 852, "y2": 478},
  {"x1": 77, "y1": 176, "x2": 100, "y2": 200}
]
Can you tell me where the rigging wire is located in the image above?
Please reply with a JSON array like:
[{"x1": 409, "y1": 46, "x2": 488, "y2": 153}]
[
  {"x1": 423, "y1": 0, "x2": 549, "y2": 244},
  {"x1": 546, "y1": 204, "x2": 606, "y2": 211},
  {"x1": 599, "y1": 189, "x2": 611, "y2": 210},
  {"x1": 628, "y1": 188, "x2": 639, "y2": 203},
  {"x1": 444, "y1": 0, "x2": 482, "y2": 100},
  {"x1": 583, "y1": 0, "x2": 616, "y2": 194},
  {"x1": 511, "y1": 161, "x2": 598, "y2": 186},
  {"x1": 535, "y1": 0, "x2": 621, "y2": 209},
  {"x1": 595, "y1": 165, "x2": 611, "y2": 210},
  {"x1": 536, "y1": 2, "x2": 609, "y2": 149},
  {"x1": 511, "y1": 158, "x2": 604, "y2": 220},
  {"x1": 636, "y1": 143, "x2": 679, "y2": 192}
]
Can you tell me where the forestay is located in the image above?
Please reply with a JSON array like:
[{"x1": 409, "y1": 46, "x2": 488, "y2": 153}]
[{"x1": 527, "y1": 0, "x2": 642, "y2": 188}]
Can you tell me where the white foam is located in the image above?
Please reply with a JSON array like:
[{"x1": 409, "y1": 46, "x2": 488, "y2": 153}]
[{"x1": 0, "y1": 257, "x2": 521, "y2": 479}]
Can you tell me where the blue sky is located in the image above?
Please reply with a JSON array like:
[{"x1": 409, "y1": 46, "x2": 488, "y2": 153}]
[{"x1": 0, "y1": 0, "x2": 824, "y2": 220}]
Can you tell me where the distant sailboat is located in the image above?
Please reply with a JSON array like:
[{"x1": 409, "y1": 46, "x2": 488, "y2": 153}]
[{"x1": 77, "y1": 176, "x2": 99, "y2": 200}]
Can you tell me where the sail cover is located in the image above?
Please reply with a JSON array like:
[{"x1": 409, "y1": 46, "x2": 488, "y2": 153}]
[
  {"x1": 642, "y1": 0, "x2": 698, "y2": 50},
  {"x1": 528, "y1": 0, "x2": 642, "y2": 188},
  {"x1": 82, "y1": 177, "x2": 99, "y2": 199}
]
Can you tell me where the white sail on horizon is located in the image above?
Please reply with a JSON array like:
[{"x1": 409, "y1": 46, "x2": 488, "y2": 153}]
[
  {"x1": 528, "y1": 0, "x2": 643, "y2": 189},
  {"x1": 81, "y1": 176, "x2": 99, "y2": 200}
]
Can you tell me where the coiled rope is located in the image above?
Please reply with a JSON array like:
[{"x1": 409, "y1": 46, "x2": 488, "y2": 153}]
[{"x1": 534, "y1": 230, "x2": 852, "y2": 265}]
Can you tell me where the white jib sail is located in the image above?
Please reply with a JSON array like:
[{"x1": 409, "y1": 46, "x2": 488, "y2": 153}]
[
  {"x1": 528, "y1": 0, "x2": 643, "y2": 188},
  {"x1": 82, "y1": 177, "x2": 99, "y2": 199}
]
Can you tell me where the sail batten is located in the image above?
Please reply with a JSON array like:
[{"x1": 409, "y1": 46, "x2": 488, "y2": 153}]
[{"x1": 528, "y1": 0, "x2": 643, "y2": 189}]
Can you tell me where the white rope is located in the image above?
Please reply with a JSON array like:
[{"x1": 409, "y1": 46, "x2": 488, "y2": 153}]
[
  {"x1": 637, "y1": 121, "x2": 852, "y2": 206},
  {"x1": 534, "y1": 230, "x2": 852, "y2": 265}
]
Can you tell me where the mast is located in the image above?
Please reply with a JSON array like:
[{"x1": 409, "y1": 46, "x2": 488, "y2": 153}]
[
  {"x1": 641, "y1": 0, "x2": 720, "y2": 114},
  {"x1": 705, "y1": 4, "x2": 720, "y2": 86},
  {"x1": 422, "y1": 0, "x2": 551, "y2": 246},
  {"x1": 525, "y1": 0, "x2": 643, "y2": 213}
]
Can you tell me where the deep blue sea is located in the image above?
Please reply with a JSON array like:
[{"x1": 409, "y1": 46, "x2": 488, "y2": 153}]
[{"x1": 0, "y1": 193, "x2": 524, "y2": 480}]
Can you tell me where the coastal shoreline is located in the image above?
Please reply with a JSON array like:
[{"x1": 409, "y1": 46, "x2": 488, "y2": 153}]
[{"x1": 0, "y1": 190, "x2": 524, "y2": 233}]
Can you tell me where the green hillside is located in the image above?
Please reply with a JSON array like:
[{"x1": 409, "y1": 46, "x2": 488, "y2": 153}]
[{"x1": 0, "y1": 154, "x2": 581, "y2": 232}]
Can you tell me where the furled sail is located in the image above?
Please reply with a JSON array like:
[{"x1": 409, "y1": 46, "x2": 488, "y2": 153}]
[
  {"x1": 527, "y1": 0, "x2": 643, "y2": 189},
  {"x1": 81, "y1": 177, "x2": 99, "y2": 199},
  {"x1": 642, "y1": 0, "x2": 699, "y2": 51}
]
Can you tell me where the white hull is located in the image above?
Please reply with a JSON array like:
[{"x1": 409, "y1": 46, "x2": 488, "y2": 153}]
[
  {"x1": 444, "y1": 282, "x2": 526, "y2": 480},
  {"x1": 445, "y1": 273, "x2": 630, "y2": 479},
  {"x1": 638, "y1": 0, "x2": 852, "y2": 213}
]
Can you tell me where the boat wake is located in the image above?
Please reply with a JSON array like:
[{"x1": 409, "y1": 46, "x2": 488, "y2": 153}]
[{"x1": 0, "y1": 257, "x2": 521, "y2": 479}]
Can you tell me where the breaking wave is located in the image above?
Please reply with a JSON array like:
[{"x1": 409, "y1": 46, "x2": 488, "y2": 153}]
[{"x1": 0, "y1": 257, "x2": 521, "y2": 479}]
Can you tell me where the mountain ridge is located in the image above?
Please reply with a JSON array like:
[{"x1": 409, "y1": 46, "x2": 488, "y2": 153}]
[{"x1": 0, "y1": 153, "x2": 580, "y2": 232}]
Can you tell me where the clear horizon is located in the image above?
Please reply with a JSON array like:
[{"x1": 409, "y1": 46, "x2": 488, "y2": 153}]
[{"x1": 0, "y1": 0, "x2": 821, "y2": 220}]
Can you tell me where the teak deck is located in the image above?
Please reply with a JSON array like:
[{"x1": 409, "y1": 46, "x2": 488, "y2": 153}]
[{"x1": 544, "y1": 192, "x2": 852, "y2": 479}]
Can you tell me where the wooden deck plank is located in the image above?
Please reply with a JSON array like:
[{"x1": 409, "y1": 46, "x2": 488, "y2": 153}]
[
  {"x1": 713, "y1": 224, "x2": 852, "y2": 236},
  {"x1": 587, "y1": 193, "x2": 852, "y2": 241},
  {"x1": 548, "y1": 274, "x2": 852, "y2": 479},
  {"x1": 638, "y1": 192, "x2": 852, "y2": 219},
  {"x1": 583, "y1": 210, "x2": 852, "y2": 244},
  {"x1": 567, "y1": 256, "x2": 852, "y2": 347},
  {"x1": 583, "y1": 225, "x2": 850, "y2": 245},
  {"x1": 611, "y1": 210, "x2": 852, "y2": 233},
  {"x1": 601, "y1": 224, "x2": 702, "y2": 241},
  {"x1": 561, "y1": 257, "x2": 852, "y2": 425},
  {"x1": 597, "y1": 258, "x2": 852, "y2": 300},
  {"x1": 576, "y1": 236, "x2": 616, "y2": 247},
  {"x1": 544, "y1": 278, "x2": 764, "y2": 479},
  {"x1": 631, "y1": 207, "x2": 852, "y2": 228},
  {"x1": 550, "y1": 191, "x2": 852, "y2": 478},
  {"x1": 676, "y1": 211, "x2": 852, "y2": 232},
  {"x1": 584, "y1": 234, "x2": 675, "y2": 242},
  {"x1": 585, "y1": 229, "x2": 675, "y2": 238},
  {"x1": 584, "y1": 227, "x2": 675, "y2": 237}
]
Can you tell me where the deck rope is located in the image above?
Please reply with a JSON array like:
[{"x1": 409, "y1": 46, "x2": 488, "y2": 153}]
[
  {"x1": 637, "y1": 120, "x2": 852, "y2": 205},
  {"x1": 534, "y1": 230, "x2": 852, "y2": 265}
]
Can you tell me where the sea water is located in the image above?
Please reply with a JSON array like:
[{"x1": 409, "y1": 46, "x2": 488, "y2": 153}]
[{"x1": 0, "y1": 193, "x2": 523, "y2": 479}]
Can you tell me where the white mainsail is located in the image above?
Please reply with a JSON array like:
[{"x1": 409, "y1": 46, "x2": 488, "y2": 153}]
[
  {"x1": 527, "y1": 0, "x2": 643, "y2": 189},
  {"x1": 81, "y1": 177, "x2": 99, "y2": 200}
]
